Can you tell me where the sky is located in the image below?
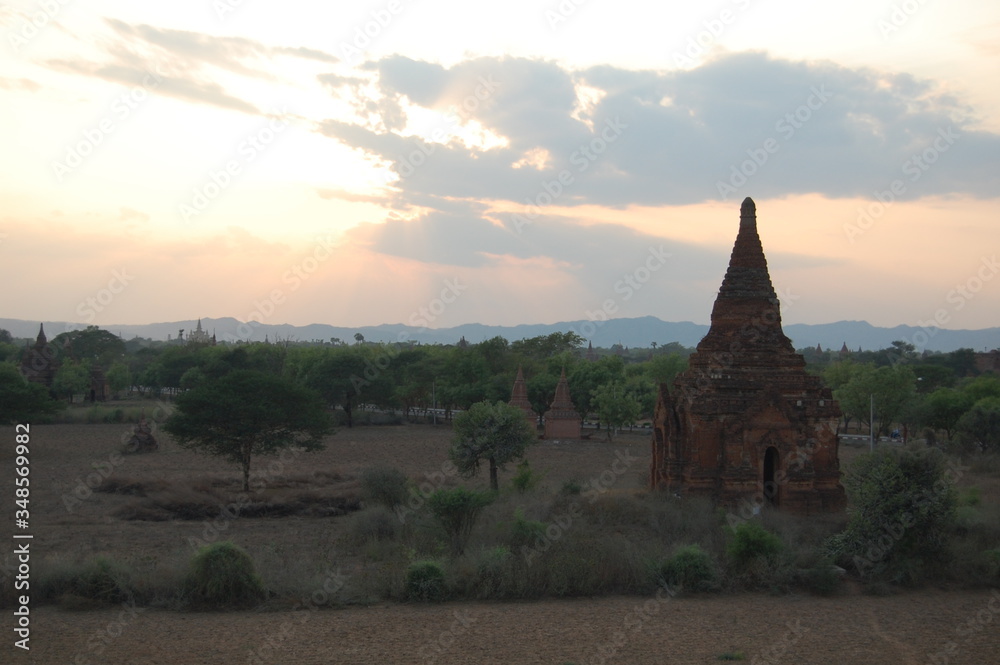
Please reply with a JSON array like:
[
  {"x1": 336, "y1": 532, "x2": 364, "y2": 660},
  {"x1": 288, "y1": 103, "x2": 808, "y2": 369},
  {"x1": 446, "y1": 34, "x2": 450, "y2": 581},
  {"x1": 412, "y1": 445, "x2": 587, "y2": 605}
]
[{"x1": 1, "y1": 0, "x2": 998, "y2": 340}]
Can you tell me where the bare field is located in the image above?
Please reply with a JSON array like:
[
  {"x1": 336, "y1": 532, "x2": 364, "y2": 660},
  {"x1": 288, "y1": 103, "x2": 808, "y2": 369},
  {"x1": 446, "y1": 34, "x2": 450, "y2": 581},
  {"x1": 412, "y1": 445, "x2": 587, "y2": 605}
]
[{"x1": 2, "y1": 422, "x2": 999, "y2": 665}]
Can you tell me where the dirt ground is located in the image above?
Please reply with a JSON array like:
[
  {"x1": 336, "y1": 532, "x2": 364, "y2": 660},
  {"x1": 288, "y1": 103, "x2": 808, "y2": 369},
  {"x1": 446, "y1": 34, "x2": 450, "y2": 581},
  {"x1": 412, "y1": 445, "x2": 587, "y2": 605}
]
[{"x1": 3, "y1": 420, "x2": 999, "y2": 664}]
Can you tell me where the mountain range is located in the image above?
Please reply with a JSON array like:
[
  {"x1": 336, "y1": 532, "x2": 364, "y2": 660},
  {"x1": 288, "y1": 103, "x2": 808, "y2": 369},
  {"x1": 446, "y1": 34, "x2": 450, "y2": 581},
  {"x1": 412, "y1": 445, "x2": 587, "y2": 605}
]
[{"x1": 3, "y1": 316, "x2": 997, "y2": 354}]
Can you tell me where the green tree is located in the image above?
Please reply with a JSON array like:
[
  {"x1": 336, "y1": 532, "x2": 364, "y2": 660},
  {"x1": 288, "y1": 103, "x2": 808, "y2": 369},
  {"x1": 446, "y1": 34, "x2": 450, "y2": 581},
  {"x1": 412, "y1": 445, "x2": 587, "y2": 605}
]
[
  {"x1": 52, "y1": 326, "x2": 126, "y2": 364},
  {"x1": 591, "y1": 380, "x2": 642, "y2": 440},
  {"x1": 827, "y1": 446, "x2": 956, "y2": 583},
  {"x1": 305, "y1": 349, "x2": 367, "y2": 428},
  {"x1": 427, "y1": 487, "x2": 495, "y2": 555},
  {"x1": 52, "y1": 361, "x2": 90, "y2": 403},
  {"x1": 450, "y1": 400, "x2": 536, "y2": 491},
  {"x1": 645, "y1": 352, "x2": 688, "y2": 386},
  {"x1": 956, "y1": 397, "x2": 1000, "y2": 453},
  {"x1": 105, "y1": 361, "x2": 131, "y2": 398},
  {"x1": 164, "y1": 370, "x2": 332, "y2": 491},
  {"x1": 923, "y1": 388, "x2": 972, "y2": 440},
  {"x1": 0, "y1": 364, "x2": 62, "y2": 424},
  {"x1": 834, "y1": 364, "x2": 917, "y2": 437}
]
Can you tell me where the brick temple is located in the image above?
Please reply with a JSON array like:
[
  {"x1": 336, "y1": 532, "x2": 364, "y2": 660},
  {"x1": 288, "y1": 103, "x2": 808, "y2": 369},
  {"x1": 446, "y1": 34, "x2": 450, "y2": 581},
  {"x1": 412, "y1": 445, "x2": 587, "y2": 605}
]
[
  {"x1": 544, "y1": 368, "x2": 581, "y2": 439},
  {"x1": 650, "y1": 198, "x2": 846, "y2": 514},
  {"x1": 509, "y1": 366, "x2": 538, "y2": 427}
]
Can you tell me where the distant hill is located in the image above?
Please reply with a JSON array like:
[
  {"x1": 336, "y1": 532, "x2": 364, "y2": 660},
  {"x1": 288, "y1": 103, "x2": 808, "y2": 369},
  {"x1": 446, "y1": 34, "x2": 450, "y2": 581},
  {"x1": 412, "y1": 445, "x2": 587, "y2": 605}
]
[{"x1": 3, "y1": 316, "x2": 997, "y2": 354}]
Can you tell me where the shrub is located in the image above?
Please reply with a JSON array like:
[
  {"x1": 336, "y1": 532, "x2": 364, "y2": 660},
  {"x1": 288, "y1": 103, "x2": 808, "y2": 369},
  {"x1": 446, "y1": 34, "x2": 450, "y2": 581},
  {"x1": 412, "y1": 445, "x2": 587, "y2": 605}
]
[
  {"x1": 508, "y1": 508, "x2": 546, "y2": 550},
  {"x1": 798, "y1": 559, "x2": 842, "y2": 596},
  {"x1": 405, "y1": 560, "x2": 446, "y2": 602},
  {"x1": 37, "y1": 556, "x2": 134, "y2": 606},
  {"x1": 360, "y1": 465, "x2": 409, "y2": 509},
  {"x1": 825, "y1": 445, "x2": 956, "y2": 584},
  {"x1": 349, "y1": 507, "x2": 398, "y2": 543},
  {"x1": 726, "y1": 521, "x2": 782, "y2": 567},
  {"x1": 561, "y1": 479, "x2": 582, "y2": 495},
  {"x1": 427, "y1": 487, "x2": 495, "y2": 555},
  {"x1": 182, "y1": 542, "x2": 266, "y2": 609},
  {"x1": 659, "y1": 544, "x2": 716, "y2": 592},
  {"x1": 511, "y1": 459, "x2": 538, "y2": 493}
]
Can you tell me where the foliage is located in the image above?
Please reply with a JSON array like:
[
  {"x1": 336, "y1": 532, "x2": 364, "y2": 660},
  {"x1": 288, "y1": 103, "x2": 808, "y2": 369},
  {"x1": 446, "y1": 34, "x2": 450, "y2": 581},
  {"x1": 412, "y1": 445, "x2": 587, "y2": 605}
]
[
  {"x1": 659, "y1": 544, "x2": 716, "y2": 592},
  {"x1": 360, "y1": 465, "x2": 410, "y2": 508},
  {"x1": 0, "y1": 363, "x2": 62, "y2": 424},
  {"x1": 427, "y1": 487, "x2": 495, "y2": 555},
  {"x1": 726, "y1": 521, "x2": 782, "y2": 567},
  {"x1": 508, "y1": 508, "x2": 546, "y2": 550},
  {"x1": 37, "y1": 556, "x2": 134, "y2": 605},
  {"x1": 105, "y1": 361, "x2": 131, "y2": 397},
  {"x1": 511, "y1": 459, "x2": 538, "y2": 493},
  {"x1": 52, "y1": 361, "x2": 91, "y2": 402},
  {"x1": 405, "y1": 560, "x2": 446, "y2": 602},
  {"x1": 164, "y1": 370, "x2": 332, "y2": 491},
  {"x1": 52, "y1": 325, "x2": 126, "y2": 364},
  {"x1": 956, "y1": 397, "x2": 1000, "y2": 452},
  {"x1": 450, "y1": 400, "x2": 537, "y2": 491},
  {"x1": 590, "y1": 380, "x2": 642, "y2": 439},
  {"x1": 826, "y1": 445, "x2": 956, "y2": 584},
  {"x1": 833, "y1": 363, "x2": 916, "y2": 437},
  {"x1": 182, "y1": 542, "x2": 266, "y2": 608}
]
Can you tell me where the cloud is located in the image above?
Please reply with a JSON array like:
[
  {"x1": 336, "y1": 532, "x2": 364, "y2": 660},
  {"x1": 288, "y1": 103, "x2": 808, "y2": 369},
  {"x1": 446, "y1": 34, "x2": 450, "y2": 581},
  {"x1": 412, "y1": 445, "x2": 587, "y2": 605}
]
[
  {"x1": 320, "y1": 52, "x2": 1000, "y2": 207},
  {"x1": 0, "y1": 77, "x2": 41, "y2": 92}
]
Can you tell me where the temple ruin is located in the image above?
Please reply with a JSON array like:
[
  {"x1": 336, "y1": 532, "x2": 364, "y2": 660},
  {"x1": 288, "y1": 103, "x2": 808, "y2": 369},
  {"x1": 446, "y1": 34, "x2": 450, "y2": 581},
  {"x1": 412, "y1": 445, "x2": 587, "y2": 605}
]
[
  {"x1": 509, "y1": 366, "x2": 538, "y2": 427},
  {"x1": 650, "y1": 198, "x2": 846, "y2": 514},
  {"x1": 544, "y1": 368, "x2": 581, "y2": 439}
]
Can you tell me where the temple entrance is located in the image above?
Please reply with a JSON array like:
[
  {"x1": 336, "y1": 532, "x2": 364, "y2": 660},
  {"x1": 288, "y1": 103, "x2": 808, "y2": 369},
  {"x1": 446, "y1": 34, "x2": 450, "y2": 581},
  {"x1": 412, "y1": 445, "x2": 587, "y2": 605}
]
[{"x1": 763, "y1": 446, "x2": 779, "y2": 507}]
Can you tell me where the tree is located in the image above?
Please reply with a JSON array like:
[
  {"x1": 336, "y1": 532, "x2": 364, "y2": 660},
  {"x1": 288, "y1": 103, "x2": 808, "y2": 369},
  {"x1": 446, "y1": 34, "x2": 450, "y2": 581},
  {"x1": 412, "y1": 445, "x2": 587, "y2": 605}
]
[
  {"x1": 834, "y1": 364, "x2": 916, "y2": 437},
  {"x1": 827, "y1": 446, "x2": 956, "y2": 583},
  {"x1": 105, "y1": 361, "x2": 131, "y2": 398},
  {"x1": 0, "y1": 364, "x2": 62, "y2": 424},
  {"x1": 591, "y1": 380, "x2": 641, "y2": 440},
  {"x1": 922, "y1": 388, "x2": 972, "y2": 440},
  {"x1": 450, "y1": 400, "x2": 536, "y2": 491},
  {"x1": 52, "y1": 361, "x2": 90, "y2": 403},
  {"x1": 956, "y1": 397, "x2": 1000, "y2": 453},
  {"x1": 354, "y1": 332, "x2": 365, "y2": 345},
  {"x1": 305, "y1": 349, "x2": 367, "y2": 428},
  {"x1": 427, "y1": 487, "x2": 495, "y2": 555},
  {"x1": 164, "y1": 370, "x2": 332, "y2": 491}
]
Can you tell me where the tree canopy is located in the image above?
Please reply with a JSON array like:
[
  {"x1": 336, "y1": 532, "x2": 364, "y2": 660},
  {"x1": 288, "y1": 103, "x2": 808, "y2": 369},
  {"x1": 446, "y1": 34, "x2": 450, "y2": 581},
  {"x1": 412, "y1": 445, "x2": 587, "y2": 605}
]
[
  {"x1": 164, "y1": 369, "x2": 333, "y2": 490},
  {"x1": 449, "y1": 400, "x2": 537, "y2": 491}
]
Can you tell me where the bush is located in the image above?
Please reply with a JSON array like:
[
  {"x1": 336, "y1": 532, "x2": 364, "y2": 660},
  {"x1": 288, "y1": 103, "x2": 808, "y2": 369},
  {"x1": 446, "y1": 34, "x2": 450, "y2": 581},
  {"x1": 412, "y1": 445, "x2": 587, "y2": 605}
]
[
  {"x1": 37, "y1": 556, "x2": 135, "y2": 606},
  {"x1": 405, "y1": 560, "x2": 446, "y2": 602},
  {"x1": 349, "y1": 507, "x2": 398, "y2": 542},
  {"x1": 182, "y1": 542, "x2": 266, "y2": 609},
  {"x1": 508, "y1": 508, "x2": 546, "y2": 550},
  {"x1": 360, "y1": 465, "x2": 409, "y2": 509},
  {"x1": 659, "y1": 544, "x2": 716, "y2": 592},
  {"x1": 427, "y1": 487, "x2": 495, "y2": 555},
  {"x1": 826, "y1": 445, "x2": 956, "y2": 584},
  {"x1": 561, "y1": 479, "x2": 582, "y2": 495},
  {"x1": 511, "y1": 459, "x2": 538, "y2": 493},
  {"x1": 727, "y1": 521, "x2": 782, "y2": 567}
]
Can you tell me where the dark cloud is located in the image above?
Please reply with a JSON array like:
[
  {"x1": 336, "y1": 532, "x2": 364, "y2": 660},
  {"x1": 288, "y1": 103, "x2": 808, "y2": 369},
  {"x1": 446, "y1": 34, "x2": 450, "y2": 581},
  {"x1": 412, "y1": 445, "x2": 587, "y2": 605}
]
[{"x1": 322, "y1": 52, "x2": 1000, "y2": 206}]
